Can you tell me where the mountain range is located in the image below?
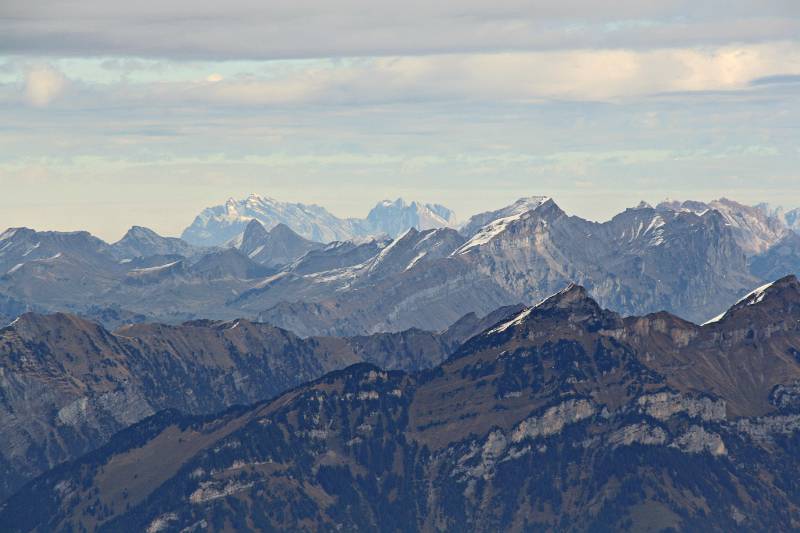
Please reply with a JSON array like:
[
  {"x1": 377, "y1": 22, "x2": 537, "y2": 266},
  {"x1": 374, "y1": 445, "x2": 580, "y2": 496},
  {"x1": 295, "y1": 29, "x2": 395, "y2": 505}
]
[
  {"x1": 3, "y1": 275, "x2": 800, "y2": 531},
  {"x1": 1, "y1": 196, "x2": 798, "y2": 335},
  {"x1": 180, "y1": 194, "x2": 458, "y2": 246},
  {"x1": 0, "y1": 305, "x2": 522, "y2": 501}
]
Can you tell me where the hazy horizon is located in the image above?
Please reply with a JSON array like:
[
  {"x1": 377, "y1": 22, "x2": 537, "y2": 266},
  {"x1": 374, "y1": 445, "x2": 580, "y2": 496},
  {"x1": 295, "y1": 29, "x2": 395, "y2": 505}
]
[
  {"x1": 1, "y1": 0, "x2": 798, "y2": 240},
  {"x1": 0, "y1": 190, "x2": 794, "y2": 243}
]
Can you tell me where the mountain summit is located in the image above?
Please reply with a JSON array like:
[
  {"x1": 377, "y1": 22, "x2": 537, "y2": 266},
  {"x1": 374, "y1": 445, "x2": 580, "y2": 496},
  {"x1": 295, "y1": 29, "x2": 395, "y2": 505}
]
[
  {"x1": 237, "y1": 220, "x2": 324, "y2": 267},
  {"x1": 181, "y1": 194, "x2": 364, "y2": 245},
  {"x1": 365, "y1": 198, "x2": 456, "y2": 237},
  {"x1": 180, "y1": 194, "x2": 459, "y2": 246}
]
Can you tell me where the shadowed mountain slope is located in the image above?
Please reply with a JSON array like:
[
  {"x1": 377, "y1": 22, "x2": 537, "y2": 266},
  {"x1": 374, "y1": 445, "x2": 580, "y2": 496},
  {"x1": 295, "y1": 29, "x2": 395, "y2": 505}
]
[
  {"x1": 0, "y1": 305, "x2": 520, "y2": 501},
  {"x1": 4, "y1": 277, "x2": 800, "y2": 531}
]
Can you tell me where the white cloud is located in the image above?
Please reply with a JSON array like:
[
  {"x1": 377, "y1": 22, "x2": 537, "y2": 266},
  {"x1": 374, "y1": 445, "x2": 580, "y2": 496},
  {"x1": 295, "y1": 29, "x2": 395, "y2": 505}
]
[
  {"x1": 25, "y1": 65, "x2": 66, "y2": 107},
  {"x1": 81, "y1": 42, "x2": 798, "y2": 106}
]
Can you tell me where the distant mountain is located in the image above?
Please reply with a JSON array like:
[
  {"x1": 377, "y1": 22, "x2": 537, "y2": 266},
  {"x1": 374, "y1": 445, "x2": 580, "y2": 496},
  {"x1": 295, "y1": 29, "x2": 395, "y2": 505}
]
[
  {"x1": 749, "y1": 232, "x2": 800, "y2": 282},
  {"x1": 756, "y1": 202, "x2": 800, "y2": 233},
  {"x1": 287, "y1": 238, "x2": 391, "y2": 276},
  {"x1": 181, "y1": 194, "x2": 364, "y2": 245},
  {"x1": 237, "y1": 220, "x2": 324, "y2": 268},
  {"x1": 188, "y1": 248, "x2": 273, "y2": 280},
  {"x1": 180, "y1": 194, "x2": 458, "y2": 246},
  {"x1": 255, "y1": 198, "x2": 763, "y2": 334},
  {"x1": 0, "y1": 306, "x2": 520, "y2": 500},
  {"x1": 352, "y1": 227, "x2": 466, "y2": 283},
  {"x1": 658, "y1": 198, "x2": 789, "y2": 255},
  {"x1": 7, "y1": 277, "x2": 800, "y2": 531},
  {"x1": 0, "y1": 195, "x2": 797, "y2": 334},
  {"x1": 0, "y1": 227, "x2": 113, "y2": 274},
  {"x1": 0, "y1": 227, "x2": 123, "y2": 310},
  {"x1": 366, "y1": 198, "x2": 456, "y2": 237},
  {"x1": 111, "y1": 226, "x2": 201, "y2": 260},
  {"x1": 247, "y1": 227, "x2": 513, "y2": 336},
  {"x1": 460, "y1": 195, "x2": 550, "y2": 237}
]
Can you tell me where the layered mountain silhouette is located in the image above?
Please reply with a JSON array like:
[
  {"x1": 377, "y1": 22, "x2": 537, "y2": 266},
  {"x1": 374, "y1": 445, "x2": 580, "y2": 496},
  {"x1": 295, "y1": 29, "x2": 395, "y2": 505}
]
[
  {"x1": 3, "y1": 276, "x2": 800, "y2": 531},
  {"x1": 0, "y1": 305, "x2": 522, "y2": 500},
  {"x1": 235, "y1": 220, "x2": 324, "y2": 268},
  {"x1": 1, "y1": 196, "x2": 799, "y2": 335},
  {"x1": 180, "y1": 194, "x2": 458, "y2": 246}
]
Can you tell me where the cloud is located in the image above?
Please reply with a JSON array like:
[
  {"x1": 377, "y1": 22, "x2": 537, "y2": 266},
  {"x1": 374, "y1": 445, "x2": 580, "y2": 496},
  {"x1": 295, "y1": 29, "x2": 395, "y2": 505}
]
[
  {"x1": 2, "y1": 0, "x2": 799, "y2": 60},
  {"x1": 25, "y1": 65, "x2": 66, "y2": 107},
  {"x1": 63, "y1": 43, "x2": 796, "y2": 106},
  {"x1": 750, "y1": 73, "x2": 800, "y2": 85}
]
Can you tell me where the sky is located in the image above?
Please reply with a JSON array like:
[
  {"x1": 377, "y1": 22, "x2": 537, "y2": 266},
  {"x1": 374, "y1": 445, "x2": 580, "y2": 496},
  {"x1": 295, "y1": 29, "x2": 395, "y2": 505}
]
[{"x1": 1, "y1": 0, "x2": 799, "y2": 241}]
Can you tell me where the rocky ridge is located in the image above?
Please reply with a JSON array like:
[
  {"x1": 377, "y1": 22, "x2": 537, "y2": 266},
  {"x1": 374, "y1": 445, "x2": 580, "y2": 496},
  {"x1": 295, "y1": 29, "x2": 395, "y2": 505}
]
[
  {"x1": 4, "y1": 277, "x2": 800, "y2": 531},
  {"x1": 0, "y1": 306, "x2": 519, "y2": 501}
]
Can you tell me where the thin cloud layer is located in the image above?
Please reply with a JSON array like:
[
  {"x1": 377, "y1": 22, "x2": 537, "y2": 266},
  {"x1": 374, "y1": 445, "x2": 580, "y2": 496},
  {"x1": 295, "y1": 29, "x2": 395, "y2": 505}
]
[
  {"x1": 0, "y1": 1, "x2": 798, "y2": 239},
  {"x1": 24, "y1": 65, "x2": 66, "y2": 107},
  {"x1": 4, "y1": 43, "x2": 799, "y2": 108},
  {"x1": 2, "y1": 0, "x2": 799, "y2": 60}
]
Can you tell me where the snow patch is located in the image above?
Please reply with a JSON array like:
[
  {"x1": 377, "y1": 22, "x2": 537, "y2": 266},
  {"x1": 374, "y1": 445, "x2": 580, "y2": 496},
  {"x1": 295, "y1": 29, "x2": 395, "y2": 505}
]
[
  {"x1": 405, "y1": 251, "x2": 427, "y2": 271},
  {"x1": 247, "y1": 244, "x2": 265, "y2": 258},
  {"x1": 130, "y1": 260, "x2": 181, "y2": 274},
  {"x1": 455, "y1": 212, "x2": 525, "y2": 254},
  {"x1": 22, "y1": 242, "x2": 40, "y2": 256},
  {"x1": 0, "y1": 228, "x2": 19, "y2": 241},
  {"x1": 485, "y1": 284, "x2": 578, "y2": 335},
  {"x1": 702, "y1": 280, "x2": 776, "y2": 325},
  {"x1": 487, "y1": 308, "x2": 532, "y2": 334}
]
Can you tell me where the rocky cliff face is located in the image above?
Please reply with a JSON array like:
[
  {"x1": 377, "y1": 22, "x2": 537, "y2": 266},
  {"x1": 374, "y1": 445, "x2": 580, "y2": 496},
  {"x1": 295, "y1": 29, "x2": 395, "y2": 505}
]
[{"x1": 5, "y1": 277, "x2": 800, "y2": 531}]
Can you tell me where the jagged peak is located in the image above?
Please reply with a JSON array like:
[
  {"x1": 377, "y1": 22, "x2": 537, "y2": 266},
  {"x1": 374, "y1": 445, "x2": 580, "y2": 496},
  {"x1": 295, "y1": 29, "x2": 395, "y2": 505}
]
[
  {"x1": 536, "y1": 283, "x2": 592, "y2": 309},
  {"x1": 244, "y1": 218, "x2": 266, "y2": 230},
  {"x1": 268, "y1": 222, "x2": 303, "y2": 238},
  {"x1": 378, "y1": 198, "x2": 408, "y2": 208},
  {"x1": 396, "y1": 226, "x2": 421, "y2": 240},
  {"x1": 120, "y1": 225, "x2": 163, "y2": 240},
  {"x1": 0, "y1": 227, "x2": 33, "y2": 241},
  {"x1": 703, "y1": 275, "x2": 800, "y2": 325},
  {"x1": 485, "y1": 283, "x2": 605, "y2": 336},
  {"x1": 240, "y1": 219, "x2": 268, "y2": 241},
  {"x1": 456, "y1": 198, "x2": 565, "y2": 255},
  {"x1": 514, "y1": 195, "x2": 551, "y2": 208}
]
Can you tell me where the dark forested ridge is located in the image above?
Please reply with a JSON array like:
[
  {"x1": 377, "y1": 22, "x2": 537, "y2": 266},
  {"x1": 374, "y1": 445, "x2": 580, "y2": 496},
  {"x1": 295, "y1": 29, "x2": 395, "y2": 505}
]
[
  {"x1": 0, "y1": 306, "x2": 520, "y2": 501},
  {"x1": 4, "y1": 276, "x2": 800, "y2": 532}
]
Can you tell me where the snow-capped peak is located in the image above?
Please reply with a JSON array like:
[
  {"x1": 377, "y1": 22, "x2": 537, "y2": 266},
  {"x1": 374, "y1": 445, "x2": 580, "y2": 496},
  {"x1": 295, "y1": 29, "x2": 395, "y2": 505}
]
[
  {"x1": 0, "y1": 228, "x2": 21, "y2": 242},
  {"x1": 511, "y1": 196, "x2": 551, "y2": 213},
  {"x1": 454, "y1": 212, "x2": 527, "y2": 255},
  {"x1": 702, "y1": 280, "x2": 777, "y2": 325},
  {"x1": 460, "y1": 196, "x2": 551, "y2": 238},
  {"x1": 183, "y1": 195, "x2": 458, "y2": 246},
  {"x1": 485, "y1": 283, "x2": 587, "y2": 334}
]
